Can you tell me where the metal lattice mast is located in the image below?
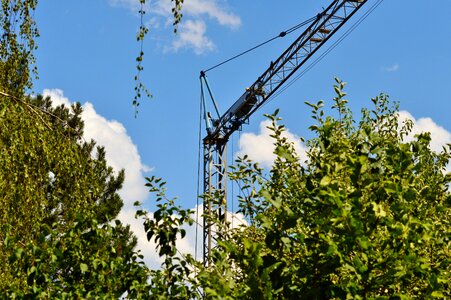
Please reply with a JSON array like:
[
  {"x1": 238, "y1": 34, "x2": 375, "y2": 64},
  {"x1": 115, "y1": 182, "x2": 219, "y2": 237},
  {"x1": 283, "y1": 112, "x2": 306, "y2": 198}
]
[
  {"x1": 202, "y1": 141, "x2": 227, "y2": 265},
  {"x1": 201, "y1": 0, "x2": 368, "y2": 266}
]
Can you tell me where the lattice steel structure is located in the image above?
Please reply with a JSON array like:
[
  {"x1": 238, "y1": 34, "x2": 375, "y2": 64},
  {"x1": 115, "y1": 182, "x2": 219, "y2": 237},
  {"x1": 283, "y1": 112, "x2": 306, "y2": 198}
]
[
  {"x1": 201, "y1": 0, "x2": 368, "y2": 266},
  {"x1": 202, "y1": 141, "x2": 227, "y2": 264}
]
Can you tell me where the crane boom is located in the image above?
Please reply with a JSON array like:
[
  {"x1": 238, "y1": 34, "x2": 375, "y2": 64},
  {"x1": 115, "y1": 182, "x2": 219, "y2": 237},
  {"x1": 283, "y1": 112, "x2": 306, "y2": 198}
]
[
  {"x1": 204, "y1": 0, "x2": 367, "y2": 145},
  {"x1": 202, "y1": 0, "x2": 368, "y2": 265}
]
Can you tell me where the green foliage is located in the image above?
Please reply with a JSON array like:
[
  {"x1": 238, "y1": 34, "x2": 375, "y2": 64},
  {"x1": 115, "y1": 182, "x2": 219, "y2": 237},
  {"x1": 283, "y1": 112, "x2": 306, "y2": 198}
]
[
  {"x1": 3, "y1": 2, "x2": 449, "y2": 297},
  {"x1": 0, "y1": 0, "x2": 187, "y2": 296},
  {"x1": 0, "y1": 93, "x2": 124, "y2": 237},
  {"x1": 133, "y1": 0, "x2": 184, "y2": 113},
  {"x1": 0, "y1": 2, "x2": 158, "y2": 295},
  {"x1": 0, "y1": 91, "x2": 152, "y2": 296},
  {"x1": 0, "y1": 0, "x2": 38, "y2": 93},
  {"x1": 211, "y1": 78, "x2": 450, "y2": 299},
  {"x1": 4, "y1": 215, "x2": 150, "y2": 298},
  {"x1": 136, "y1": 176, "x2": 198, "y2": 299},
  {"x1": 140, "y1": 78, "x2": 450, "y2": 299},
  {"x1": 170, "y1": 0, "x2": 184, "y2": 30}
]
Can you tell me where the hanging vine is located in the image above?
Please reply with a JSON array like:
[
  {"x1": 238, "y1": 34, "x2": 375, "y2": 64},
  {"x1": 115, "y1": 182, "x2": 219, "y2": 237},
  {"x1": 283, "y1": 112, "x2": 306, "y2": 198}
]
[{"x1": 133, "y1": 0, "x2": 184, "y2": 115}]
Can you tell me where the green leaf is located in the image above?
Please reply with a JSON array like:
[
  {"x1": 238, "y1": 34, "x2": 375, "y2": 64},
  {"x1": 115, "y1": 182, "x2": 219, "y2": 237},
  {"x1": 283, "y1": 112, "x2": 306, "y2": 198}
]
[
  {"x1": 431, "y1": 291, "x2": 444, "y2": 298},
  {"x1": 80, "y1": 263, "x2": 88, "y2": 273},
  {"x1": 320, "y1": 175, "x2": 331, "y2": 186}
]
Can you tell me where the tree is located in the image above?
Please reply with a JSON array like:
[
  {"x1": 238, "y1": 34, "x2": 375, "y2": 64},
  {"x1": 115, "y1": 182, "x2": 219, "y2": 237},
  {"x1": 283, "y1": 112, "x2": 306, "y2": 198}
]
[
  {"x1": 140, "y1": 78, "x2": 450, "y2": 299},
  {"x1": 0, "y1": 0, "x2": 188, "y2": 296},
  {"x1": 0, "y1": 1, "x2": 155, "y2": 295},
  {"x1": 4, "y1": 214, "x2": 150, "y2": 298},
  {"x1": 3, "y1": 1, "x2": 449, "y2": 298},
  {"x1": 0, "y1": 90, "x2": 154, "y2": 295},
  {"x1": 0, "y1": 0, "x2": 38, "y2": 94}
]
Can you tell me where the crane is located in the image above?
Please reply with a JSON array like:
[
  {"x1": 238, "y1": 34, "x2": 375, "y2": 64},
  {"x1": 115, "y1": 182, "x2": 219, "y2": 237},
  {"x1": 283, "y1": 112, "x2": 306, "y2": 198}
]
[{"x1": 200, "y1": 0, "x2": 368, "y2": 265}]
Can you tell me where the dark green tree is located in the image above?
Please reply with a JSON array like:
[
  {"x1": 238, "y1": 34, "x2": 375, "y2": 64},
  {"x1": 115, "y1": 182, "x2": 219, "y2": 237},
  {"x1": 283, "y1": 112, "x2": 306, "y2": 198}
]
[
  {"x1": 0, "y1": 90, "x2": 153, "y2": 295},
  {"x1": 4, "y1": 215, "x2": 150, "y2": 298},
  {"x1": 0, "y1": 0, "x2": 154, "y2": 295},
  {"x1": 0, "y1": 0, "x2": 38, "y2": 95}
]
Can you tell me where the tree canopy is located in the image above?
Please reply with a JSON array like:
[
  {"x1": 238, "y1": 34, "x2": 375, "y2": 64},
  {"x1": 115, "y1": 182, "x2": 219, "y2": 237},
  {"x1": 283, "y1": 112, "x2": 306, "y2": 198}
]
[
  {"x1": 1, "y1": 0, "x2": 449, "y2": 298},
  {"x1": 0, "y1": 0, "x2": 152, "y2": 296},
  {"x1": 0, "y1": 89, "x2": 155, "y2": 297},
  {"x1": 210, "y1": 79, "x2": 450, "y2": 299},
  {"x1": 139, "y1": 79, "x2": 450, "y2": 299}
]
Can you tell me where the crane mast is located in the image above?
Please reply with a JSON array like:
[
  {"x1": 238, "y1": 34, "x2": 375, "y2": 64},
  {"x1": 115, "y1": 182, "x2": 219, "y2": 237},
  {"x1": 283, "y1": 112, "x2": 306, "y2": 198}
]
[{"x1": 202, "y1": 0, "x2": 367, "y2": 265}]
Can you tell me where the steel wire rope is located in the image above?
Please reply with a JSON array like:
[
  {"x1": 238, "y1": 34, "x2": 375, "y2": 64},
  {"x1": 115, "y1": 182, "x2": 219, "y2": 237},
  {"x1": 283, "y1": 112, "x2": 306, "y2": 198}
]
[
  {"x1": 236, "y1": 130, "x2": 257, "y2": 227},
  {"x1": 203, "y1": 16, "x2": 317, "y2": 73},
  {"x1": 266, "y1": 0, "x2": 384, "y2": 105},
  {"x1": 195, "y1": 77, "x2": 204, "y2": 262},
  {"x1": 234, "y1": 129, "x2": 250, "y2": 226},
  {"x1": 231, "y1": 133, "x2": 235, "y2": 229},
  {"x1": 197, "y1": 0, "x2": 384, "y2": 263},
  {"x1": 227, "y1": 136, "x2": 250, "y2": 228},
  {"x1": 197, "y1": 12, "x2": 316, "y2": 261},
  {"x1": 236, "y1": 130, "x2": 247, "y2": 225}
]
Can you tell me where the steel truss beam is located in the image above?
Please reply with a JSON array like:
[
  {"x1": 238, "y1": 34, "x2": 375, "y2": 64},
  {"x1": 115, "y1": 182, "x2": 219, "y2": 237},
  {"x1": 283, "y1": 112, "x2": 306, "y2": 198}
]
[
  {"x1": 204, "y1": 0, "x2": 367, "y2": 145},
  {"x1": 201, "y1": 0, "x2": 368, "y2": 266},
  {"x1": 203, "y1": 141, "x2": 227, "y2": 265}
]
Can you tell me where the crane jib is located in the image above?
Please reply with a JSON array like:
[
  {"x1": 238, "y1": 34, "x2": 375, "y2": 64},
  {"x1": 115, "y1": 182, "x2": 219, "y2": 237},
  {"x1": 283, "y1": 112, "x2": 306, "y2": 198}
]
[
  {"x1": 204, "y1": 0, "x2": 367, "y2": 146},
  {"x1": 201, "y1": 0, "x2": 369, "y2": 266}
]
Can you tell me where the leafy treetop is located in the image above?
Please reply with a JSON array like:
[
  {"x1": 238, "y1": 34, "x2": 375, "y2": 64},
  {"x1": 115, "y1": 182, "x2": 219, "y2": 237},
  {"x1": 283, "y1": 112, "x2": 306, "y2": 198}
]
[{"x1": 138, "y1": 78, "x2": 450, "y2": 299}]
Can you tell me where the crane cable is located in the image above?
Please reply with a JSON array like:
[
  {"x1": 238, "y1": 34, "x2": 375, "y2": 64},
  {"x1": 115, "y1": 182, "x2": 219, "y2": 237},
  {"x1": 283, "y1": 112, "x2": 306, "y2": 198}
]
[
  {"x1": 196, "y1": 81, "x2": 246, "y2": 257},
  {"x1": 196, "y1": 0, "x2": 383, "y2": 260},
  {"x1": 202, "y1": 16, "x2": 317, "y2": 74},
  {"x1": 195, "y1": 77, "x2": 204, "y2": 262},
  {"x1": 230, "y1": 135, "x2": 234, "y2": 229},
  {"x1": 196, "y1": 13, "x2": 317, "y2": 257},
  {"x1": 268, "y1": 0, "x2": 385, "y2": 104}
]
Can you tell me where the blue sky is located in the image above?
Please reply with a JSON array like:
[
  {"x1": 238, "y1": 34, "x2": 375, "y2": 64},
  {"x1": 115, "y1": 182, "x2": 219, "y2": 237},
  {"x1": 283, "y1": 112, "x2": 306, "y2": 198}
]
[{"x1": 33, "y1": 0, "x2": 451, "y2": 266}]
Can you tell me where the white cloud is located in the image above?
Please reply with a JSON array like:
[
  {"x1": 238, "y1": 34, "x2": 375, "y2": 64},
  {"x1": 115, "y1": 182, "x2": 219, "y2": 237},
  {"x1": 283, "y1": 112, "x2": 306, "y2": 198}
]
[
  {"x1": 398, "y1": 110, "x2": 451, "y2": 174},
  {"x1": 398, "y1": 110, "x2": 451, "y2": 154},
  {"x1": 237, "y1": 120, "x2": 307, "y2": 168},
  {"x1": 182, "y1": 0, "x2": 241, "y2": 28},
  {"x1": 239, "y1": 114, "x2": 450, "y2": 173},
  {"x1": 109, "y1": 0, "x2": 241, "y2": 54},
  {"x1": 43, "y1": 89, "x2": 160, "y2": 265},
  {"x1": 146, "y1": 0, "x2": 240, "y2": 28},
  {"x1": 43, "y1": 88, "x2": 248, "y2": 269},
  {"x1": 382, "y1": 63, "x2": 400, "y2": 72},
  {"x1": 123, "y1": 204, "x2": 247, "y2": 268},
  {"x1": 118, "y1": 210, "x2": 163, "y2": 268},
  {"x1": 43, "y1": 89, "x2": 151, "y2": 209},
  {"x1": 169, "y1": 19, "x2": 215, "y2": 54}
]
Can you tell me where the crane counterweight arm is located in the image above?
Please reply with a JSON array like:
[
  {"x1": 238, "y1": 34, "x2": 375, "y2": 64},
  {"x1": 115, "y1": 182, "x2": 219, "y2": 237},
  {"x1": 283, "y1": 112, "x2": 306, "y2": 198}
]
[{"x1": 204, "y1": 0, "x2": 367, "y2": 145}]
